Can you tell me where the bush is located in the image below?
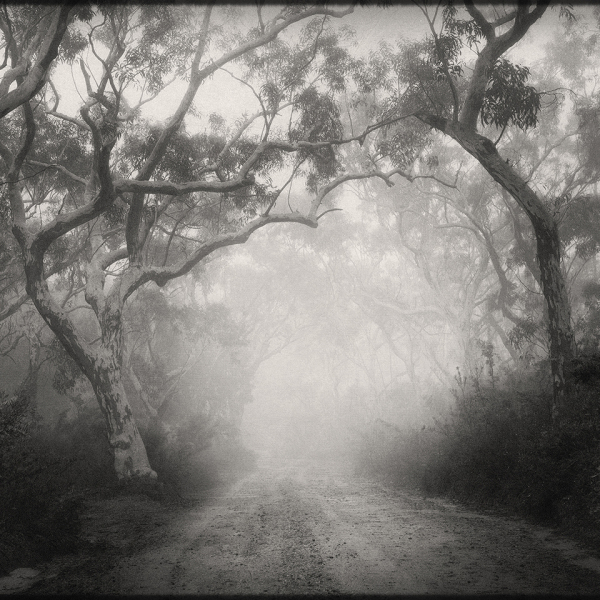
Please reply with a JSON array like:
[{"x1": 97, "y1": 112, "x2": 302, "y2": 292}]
[
  {"x1": 354, "y1": 360, "x2": 600, "y2": 536},
  {"x1": 141, "y1": 415, "x2": 257, "y2": 495},
  {"x1": 0, "y1": 391, "x2": 114, "y2": 575},
  {"x1": 50, "y1": 403, "x2": 116, "y2": 490}
]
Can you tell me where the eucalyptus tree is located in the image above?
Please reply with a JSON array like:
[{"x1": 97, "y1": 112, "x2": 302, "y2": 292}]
[
  {"x1": 355, "y1": 2, "x2": 581, "y2": 416},
  {"x1": 0, "y1": 3, "x2": 404, "y2": 480},
  {"x1": 0, "y1": 5, "x2": 82, "y2": 119}
]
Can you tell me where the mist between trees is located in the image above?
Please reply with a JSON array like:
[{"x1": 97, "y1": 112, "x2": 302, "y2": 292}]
[{"x1": 2, "y1": 1, "x2": 600, "y2": 575}]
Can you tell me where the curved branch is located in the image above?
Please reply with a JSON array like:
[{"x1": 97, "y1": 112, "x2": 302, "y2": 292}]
[
  {"x1": 459, "y1": 2, "x2": 549, "y2": 131},
  {"x1": 463, "y1": 1, "x2": 494, "y2": 41},
  {"x1": 121, "y1": 212, "x2": 320, "y2": 301},
  {"x1": 0, "y1": 292, "x2": 29, "y2": 322},
  {"x1": 125, "y1": 4, "x2": 354, "y2": 263},
  {"x1": 316, "y1": 207, "x2": 343, "y2": 220},
  {"x1": 115, "y1": 174, "x2": 255, "y2": 196},
  {"x1": 419, "y1": 4, "x2": 460, "y2": 120},
  {"x1": 46, "y1": 109, "x2": 91, "y2": 131},
  {"x1": 0, "y1": 5, "x2": 74, "y2": 120},
  {"x1": 32, "y1": 140, "x2": 116, "y2": 256},
  {"x1": 26, "y1": 159, "x2": 87, "y2": 185}
]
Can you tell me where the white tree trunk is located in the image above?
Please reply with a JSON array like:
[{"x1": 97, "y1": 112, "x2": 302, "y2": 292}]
[
  {"x1": 91, "y1": 355, "x2": 155, "y2": 479},
  {"x1": 23, "y1": 259, "x2": 156, "y2": 480}
]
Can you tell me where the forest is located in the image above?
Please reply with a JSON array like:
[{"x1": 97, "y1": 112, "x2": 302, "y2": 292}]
[{"x1": 2, "y1": 1, "x2": 600, "y2": 582}]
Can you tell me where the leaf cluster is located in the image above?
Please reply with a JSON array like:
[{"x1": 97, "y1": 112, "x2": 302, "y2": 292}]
[
  {"x1": 288, "y1": 87, "x2": 343, "y2": 193},
  {"x1": 559, "y1": 195, "x2": 600, "y2": 260},
  {"x1": 442, "y1": 2, "x2": 484, "y2": 50},
  {"x1": 481, "y1": 59, "x2": 541, "y2": 131}
]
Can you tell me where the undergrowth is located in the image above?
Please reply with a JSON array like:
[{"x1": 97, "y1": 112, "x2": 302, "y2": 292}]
[
  {"x1": 0, "y1": 386, "x2": 257, "y2": 576},
  {"x1": 0, "y1": 390, "x2": 114, "y2": 576},
  {"x1": 354, "y1": 356, "x2": 600, "y2": 540},
  {"x1": 140, "y1": 416, "x2": 258, "y2": 495}
]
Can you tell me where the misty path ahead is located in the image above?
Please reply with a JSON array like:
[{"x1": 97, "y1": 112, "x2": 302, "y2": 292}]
[{"x1": 28, "y1": 458, "x2": 600, "y2": 596}]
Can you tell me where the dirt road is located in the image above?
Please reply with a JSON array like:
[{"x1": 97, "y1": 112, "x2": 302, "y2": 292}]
[{"x1": 19, "y1": 457, "x2": 600, "y2": 595}]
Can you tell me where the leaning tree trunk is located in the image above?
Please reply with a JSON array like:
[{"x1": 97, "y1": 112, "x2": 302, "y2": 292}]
[
  {"x1": 22, "y1": 252, "x2": 155, "y2": 480},
  {"x1": 458, "y1": 125, "x2": 574, "y2": 418},
  {"x1": 91, "y1": 301, "x2": 156, "y2": 479},
  {"x1": 419, "y1": 116, "x2": 575, "y2": 419},
  {"x1": 89, "y1": 350, "x2": 155, "y2": 479}
]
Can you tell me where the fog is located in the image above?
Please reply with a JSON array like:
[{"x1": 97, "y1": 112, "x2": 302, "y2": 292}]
[
  {"x1": 7, "y1": 5, "x2": 600, "y2": 591},
  {"x1": 224, "y1": 179, "x2": 477, "y2": 464},
  {"x1": 10, "y1": 2, "x2": 574, "y2": 475}
]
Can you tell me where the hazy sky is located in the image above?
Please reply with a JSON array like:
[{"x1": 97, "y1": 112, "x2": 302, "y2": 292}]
[
  {"x1": 51, "y1": 3, "x2": 569, "y2": 130},
  {"x1": 51, "y1": 4, "x2": 435, "y2": 125}
]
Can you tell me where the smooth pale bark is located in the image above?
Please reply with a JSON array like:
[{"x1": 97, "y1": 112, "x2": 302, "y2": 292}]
[
  {"x1": 91, "y1": 350, "x2": 155, "y2": 479},
  {"x1": 20, "y1": 245, "x2": 156, "y2": 479},
  {"x1": 0, "y1": 6, "x2": 74, "y2": 120},
  {"x1": 417, "y1": 114, "x2": 574, "y2": 415},
  {"x1": 127, "y1": 365, "x2": 158, "y2": 419}
]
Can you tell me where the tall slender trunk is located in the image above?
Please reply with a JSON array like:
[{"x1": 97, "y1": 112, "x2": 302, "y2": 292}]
[
  {"x1": 536, "y1": 220, "x2": 574, "y2": 418},
  {"x1": 418, "y1": 116, "x2": 575, "y2": 418}
]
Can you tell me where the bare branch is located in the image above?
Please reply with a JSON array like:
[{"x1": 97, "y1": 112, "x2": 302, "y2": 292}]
[
  {"x1": 316, "y1": 208, "x2": 343, "y2": 220},
  {"x1": 26, "y1": 159, "x2": 87, "y2": 185},
  {"x1": 0, "y1": 293, "x2": 29, "y2": 322},
  {"x1": 121, "y1": 212, "x2": 320, "y2": 302},
  {"x1": 115, "y1": 174, "x2": 255, "y2": 196},
  {"x1": 46, "y1": 109, "x2": 91, "y2": 131}
]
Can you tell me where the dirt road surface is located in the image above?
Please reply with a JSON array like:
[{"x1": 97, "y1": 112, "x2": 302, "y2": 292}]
[{"x1": 16, "y1": 457, "x2": 600, "y2": 595}]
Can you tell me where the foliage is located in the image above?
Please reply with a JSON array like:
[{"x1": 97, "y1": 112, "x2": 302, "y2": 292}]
[
  {"x1": 574, "y1": 282, "x2": 600, "y2": 359},
  {"x1": 560, "y1": 195, "x2": 600, "y2": 260},
  {"x1": 0, "y1": 389, "x2": 110, "y2": 575},
  {"x1": 354, "y1": 360, "x2": 600, "y2": 535},
  {"x1": 577, "y1": 104, "x2": 600, "y2": 177},
  {"x1": 288, "y1": 87, "x2": 344, "y2": 193},
  {"x1": 481, "y1": 60, "x2": 541, "y2": 131},
  {"x1": 141, "y1": 417, "x2": 257, "y2": 494}
]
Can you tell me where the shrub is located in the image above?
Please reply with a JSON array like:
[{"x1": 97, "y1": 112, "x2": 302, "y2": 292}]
[
  {"x1": 0, "y1": 391, "x2": 116, "y2": 575},
  {"x1": 354, "y1": 359, "x2": 600, "y2": 535},
  {"x1": 0, "y1": 392, "x2": 78, "y2": 574},
  {"x1": 141, "y1": 415, "x2": 257, "y2": 495}
]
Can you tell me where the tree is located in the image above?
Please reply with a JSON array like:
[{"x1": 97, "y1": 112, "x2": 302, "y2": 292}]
[
  {"x1": 0, "y1": 5, "x2": 80, "y2": 119},
  {"x1": 2, "y1": 4, "x2": 414, "y2": 480},
  {"x1": 358, "y1": 2, "x2": 575, "y2": 417}
]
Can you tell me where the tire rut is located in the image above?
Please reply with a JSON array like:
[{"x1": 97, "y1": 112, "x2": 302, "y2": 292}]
[{"x1": 23, "y1": 457, "x2": 600, "y2": 595}]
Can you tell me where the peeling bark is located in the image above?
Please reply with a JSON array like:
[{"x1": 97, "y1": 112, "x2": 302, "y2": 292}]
[
  {"x1": 91, "y1": 349, "x2": 155, "y2": 479},
  {"x1": 22, "y1": 251, "x2": 156, "y2": 480}
]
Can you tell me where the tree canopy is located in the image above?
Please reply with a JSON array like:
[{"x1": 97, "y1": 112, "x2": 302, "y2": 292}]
[{"x1": 2, "y1": 2, "x2": 600, "y2": 483}]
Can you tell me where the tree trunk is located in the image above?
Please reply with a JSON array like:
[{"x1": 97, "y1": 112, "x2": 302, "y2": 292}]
[
  {"x1": 22, "y1": 254, "x2": 156, "y2": 480},
  {"x1": 90, "y1": 297, "x2": 156, "y2": 480},
  {"x1": 536, "y1": 221, "x2": 574, "y2": 418},
  {"x1": 90, "y1": 353, "x2": 155, "y2": 479},
  {"x1": 418, "y1": 115, "x2": 575, "y2": 418}
]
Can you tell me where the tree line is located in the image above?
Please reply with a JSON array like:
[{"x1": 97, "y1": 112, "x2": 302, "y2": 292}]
[{"x1": 1, "y1": 2, "x2": 599, "y2": 488}]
